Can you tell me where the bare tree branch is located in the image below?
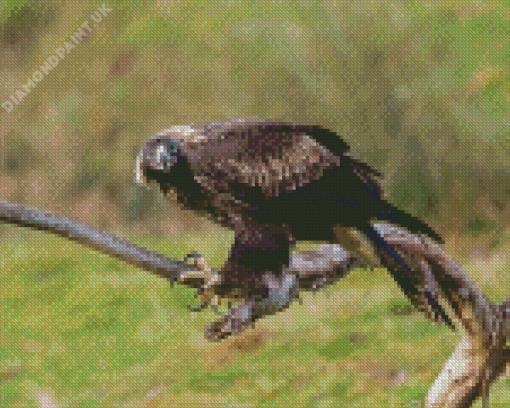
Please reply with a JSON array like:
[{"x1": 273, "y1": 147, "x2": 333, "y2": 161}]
[
  {"x1": 372, "y1": 223, "x2": 500, "y2": 338},
  {"x1": 0, "y1": 200, "x2": 507, "y2": 407},
  {"x1": 0, "y1": 200, "x2": 193, "y2": 283},
  {"x1": 0, "y1": 200, "x2": 363, "y2": 341},
  {"x1": 371, "y1": 223, "x2": 508, "y2": 408},
  {"x1": 204, "y1": 244, "x2": 362, "y2": 340}
]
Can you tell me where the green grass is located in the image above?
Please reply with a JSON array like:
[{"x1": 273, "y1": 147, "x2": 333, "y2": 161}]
[
  {"x1": 0, "y1": 227, "x2": 507, "y2": 407},
  {"x1": 0, "y1": 0, "x2": 508, "y2": 406}
]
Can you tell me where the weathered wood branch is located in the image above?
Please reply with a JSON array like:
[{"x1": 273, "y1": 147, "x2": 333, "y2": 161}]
[
  {"x1": 0, "y1": 200, "x2": 192, "y2": 283},
  {"x1": 372, "y1": 224, "x2": 502, "y2": 338},
  {"x1": 0, "y1": 201, "x2": 507, "y2": 406},
  {"x1": 203, "y1": 244, "x2": 362, "y2": 340},
  {"x1": 372, "y1": 223, "x2": 508, "y2": 408}
]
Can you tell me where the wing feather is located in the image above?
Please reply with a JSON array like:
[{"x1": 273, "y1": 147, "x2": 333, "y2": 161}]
[{"x1": 153, "y1": 120, "x2": 348, "y2": 198}]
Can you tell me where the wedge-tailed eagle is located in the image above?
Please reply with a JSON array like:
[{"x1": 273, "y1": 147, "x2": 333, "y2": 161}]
[{"x1": 135, "y1": 119, "x2": 449, "y2": 328}]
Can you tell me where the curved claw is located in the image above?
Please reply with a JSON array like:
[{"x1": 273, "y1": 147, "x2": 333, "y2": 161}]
[
  {"x1": 205, "y1": 301, "x2": 256, "y2": 341},
  {"x1": 204, "y1": 270, "x2": 300, "y2": 341},
  {"x1": 203, "y1": 244, "x2": 359, "y2": 341},
  {"x1": 188, "y1": 300, "x2": 210, "y2": 313},
  {"x1": 184, "y1": 252, "x2": 209, "y2": 273},
  {"x1": 187, "y1": 288, "x2": 224, "y2": 315},
  {"x1": 181, "y1": 252, "x2": 224, "y2": 315}
]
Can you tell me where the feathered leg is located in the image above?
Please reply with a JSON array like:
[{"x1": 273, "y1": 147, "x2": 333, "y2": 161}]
[{"x1": 204, "y1": 244, "x2": 360, "y2": 341}]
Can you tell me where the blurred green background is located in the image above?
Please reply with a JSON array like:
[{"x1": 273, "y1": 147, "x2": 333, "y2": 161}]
[{"x1": 0, "y1": 1, "x2": 508, "y2": 407}]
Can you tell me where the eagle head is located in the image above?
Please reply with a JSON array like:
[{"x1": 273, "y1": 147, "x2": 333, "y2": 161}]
[
  {"x1": 135, "y1": 136, "x2": 209, "y2": 211},
  {"x1": 135, "y1": 138, "x2": 185, "y2": 185}
]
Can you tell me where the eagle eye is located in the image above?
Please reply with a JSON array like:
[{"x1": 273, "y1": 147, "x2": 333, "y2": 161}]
[
  {"x1": 159, "y1": 151, "x2": 173, "y2": 169},
  {"x1": 158, "y1": 141, "x2": 181, "y2": 169}
]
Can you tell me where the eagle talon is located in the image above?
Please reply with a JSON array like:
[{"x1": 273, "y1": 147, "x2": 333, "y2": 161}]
[
  {"x1": 205, "y1": 301, "x2": 256, "y2": 341},
  {"x1": 182, "y1": 253, "x2": 224, "y2": 315},
  {"x1": 187, "y1": 293, "x2": 211, "y2": 312},
  {"x1": 188, "y1": 289, "x2": 224, "y2": 315},
  {"x1": 188, "y1": 303, "x2": 208, "y2": 312}
]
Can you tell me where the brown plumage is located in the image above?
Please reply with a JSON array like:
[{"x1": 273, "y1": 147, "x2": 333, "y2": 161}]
[{"x1": 136, "y1": 119, "x2": 447, "y2": 323}]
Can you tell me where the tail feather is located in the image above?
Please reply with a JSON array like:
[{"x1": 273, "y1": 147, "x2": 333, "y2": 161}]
[
  {"x1": 376, "y1": 204, "x2": 443, "y2": 244},
  {"x1": 363, "y1": 224, "x2": 454, "y2": 328}
]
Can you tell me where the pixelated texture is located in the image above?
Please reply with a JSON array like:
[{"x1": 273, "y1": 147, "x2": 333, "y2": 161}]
[
  {"x1": 136, "y1": 121, "x2": 448, "y2": 325},
  {"x1": 0, "y1": 1, "x2": 508, "y2": 407}
]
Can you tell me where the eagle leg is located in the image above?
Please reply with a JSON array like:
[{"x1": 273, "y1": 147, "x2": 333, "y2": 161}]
[
  {"x1": 181, "y1": 252, "x2": 224, "y2": 315},
  {"x1": 204, "y1": 269, "x2": 300, "y2": 341},
  {"x1": 203, "y1": 244, "x2": 360, "y2": 341}
]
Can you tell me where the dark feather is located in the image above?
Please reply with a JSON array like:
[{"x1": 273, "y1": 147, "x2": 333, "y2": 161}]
[
  {"x1": 136, "y1": 119, "x2": 444, "y2": 304},
  {"x1": 136, "y1": 119, "x2": 441, "y2": 242}
]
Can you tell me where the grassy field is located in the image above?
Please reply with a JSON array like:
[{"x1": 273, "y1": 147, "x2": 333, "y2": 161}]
[
  {"x1": 0, "y1": 0, "x2": 508, "y2": 407},
  {"x1": 0, "y1": 226, "x2": 507, "y2": 407}
]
